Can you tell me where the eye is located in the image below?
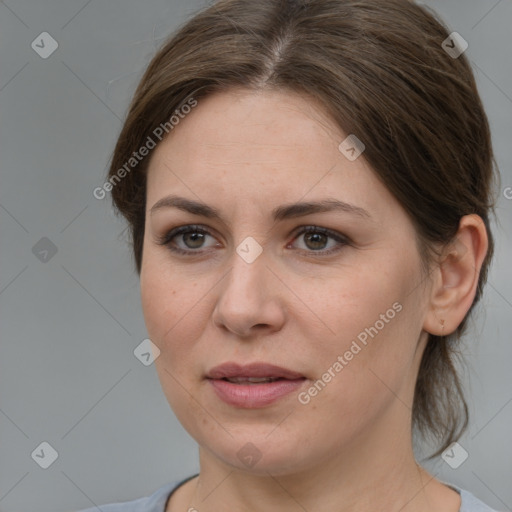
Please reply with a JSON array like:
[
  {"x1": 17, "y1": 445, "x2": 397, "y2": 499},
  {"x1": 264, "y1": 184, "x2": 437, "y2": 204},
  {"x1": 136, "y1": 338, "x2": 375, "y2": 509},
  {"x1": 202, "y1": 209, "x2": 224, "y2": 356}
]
[
  {"x1": 155, "y1": 224, "x2": 350, "y2": 256},
  {"x1": 155, "y1": 224, "x2": 219, "y2": 255},
  {"x1": 288, "y1": 226, "x2": 349, "y2": 256}
]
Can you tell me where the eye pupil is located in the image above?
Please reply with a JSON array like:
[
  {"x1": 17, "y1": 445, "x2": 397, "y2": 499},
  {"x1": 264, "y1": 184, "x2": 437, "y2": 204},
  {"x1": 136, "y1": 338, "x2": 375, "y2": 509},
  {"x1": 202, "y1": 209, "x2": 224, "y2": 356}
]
[
  {"x1": 305, "y1": 232, "x2": 327, "y2": 250},
  {"x1": 184, "y1": 232, "x2": 205, "y2": 248}
]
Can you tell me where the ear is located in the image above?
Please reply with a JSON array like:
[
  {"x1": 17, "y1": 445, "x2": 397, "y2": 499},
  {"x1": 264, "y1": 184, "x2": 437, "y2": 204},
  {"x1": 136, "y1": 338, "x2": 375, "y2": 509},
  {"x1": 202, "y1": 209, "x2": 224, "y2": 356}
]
[{"x1": 423, "y1": 214, "x2": 489, "y2": 336}]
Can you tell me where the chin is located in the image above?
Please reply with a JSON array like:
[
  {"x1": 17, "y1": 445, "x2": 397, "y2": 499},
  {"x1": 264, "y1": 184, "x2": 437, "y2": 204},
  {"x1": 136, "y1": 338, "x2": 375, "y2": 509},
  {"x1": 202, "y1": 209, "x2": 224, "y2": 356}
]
[{"x1": 196, "y1": 426, "x2": 333, "y2": 476}]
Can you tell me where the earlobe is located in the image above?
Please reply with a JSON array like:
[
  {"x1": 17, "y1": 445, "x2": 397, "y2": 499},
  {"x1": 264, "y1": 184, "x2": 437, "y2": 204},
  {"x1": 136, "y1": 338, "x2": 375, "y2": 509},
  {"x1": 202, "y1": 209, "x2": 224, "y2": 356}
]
[{"x1": 423, "y1": 214, "x2": 488, "y2": 336}]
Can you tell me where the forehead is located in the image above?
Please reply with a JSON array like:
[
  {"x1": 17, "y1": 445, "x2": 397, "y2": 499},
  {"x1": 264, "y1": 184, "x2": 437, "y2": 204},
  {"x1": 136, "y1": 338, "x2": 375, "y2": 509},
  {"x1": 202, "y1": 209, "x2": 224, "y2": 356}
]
[
  {"x1": 144, "y1": 88, "x2": 397, "y2": 223},
  {"x1": 148, "y1": 88, "x2": 340, "y2": 171}
]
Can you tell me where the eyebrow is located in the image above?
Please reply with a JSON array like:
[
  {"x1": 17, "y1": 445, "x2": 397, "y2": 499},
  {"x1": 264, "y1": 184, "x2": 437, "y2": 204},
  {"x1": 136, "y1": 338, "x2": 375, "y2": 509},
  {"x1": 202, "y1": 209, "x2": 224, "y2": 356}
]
[{"x1": 149, "y1": 195, "x2": 371, "y2": 222}]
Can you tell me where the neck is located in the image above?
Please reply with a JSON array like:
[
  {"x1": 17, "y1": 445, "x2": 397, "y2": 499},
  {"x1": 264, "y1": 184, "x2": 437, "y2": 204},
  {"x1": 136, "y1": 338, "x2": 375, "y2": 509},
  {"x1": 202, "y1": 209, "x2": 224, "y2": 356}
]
[{"x1": 181, "y1": 418, "x2": 449, "y2": 512}]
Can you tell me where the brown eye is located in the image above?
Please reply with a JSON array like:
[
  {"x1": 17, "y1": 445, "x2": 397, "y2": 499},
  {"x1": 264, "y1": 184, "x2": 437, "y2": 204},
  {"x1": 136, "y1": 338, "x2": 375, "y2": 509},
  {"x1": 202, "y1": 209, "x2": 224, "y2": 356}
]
[
  {"x1": 182, "y1": 231, "x2": 207, "y2": 249},
  {"x1": 156, "y1": 224, "x2": 349, "y2": 257},
  {"x1": 303, "y1": 231, "x2": 329, "y2": 250},
  {"x1": 289, "y1": 226, "x2": 350, "y2": 255},
  {"x1": 156, "y1": 225, "x2": 218, "y2": 255}
]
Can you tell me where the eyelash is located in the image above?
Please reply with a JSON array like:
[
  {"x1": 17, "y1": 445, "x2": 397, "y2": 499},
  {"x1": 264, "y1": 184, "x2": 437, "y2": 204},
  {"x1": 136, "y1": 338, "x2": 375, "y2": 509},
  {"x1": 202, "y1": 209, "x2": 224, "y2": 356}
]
[{"x1": 155, "y1": 224, "x2": 350, "y2": 257}]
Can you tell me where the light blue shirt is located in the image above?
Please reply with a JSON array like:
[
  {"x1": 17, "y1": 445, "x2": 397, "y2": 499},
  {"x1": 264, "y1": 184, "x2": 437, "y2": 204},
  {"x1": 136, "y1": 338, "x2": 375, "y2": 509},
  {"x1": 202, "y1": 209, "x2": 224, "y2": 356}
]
[{"x1": 75, "y1": 475, "x2": 501, "y2": 512}]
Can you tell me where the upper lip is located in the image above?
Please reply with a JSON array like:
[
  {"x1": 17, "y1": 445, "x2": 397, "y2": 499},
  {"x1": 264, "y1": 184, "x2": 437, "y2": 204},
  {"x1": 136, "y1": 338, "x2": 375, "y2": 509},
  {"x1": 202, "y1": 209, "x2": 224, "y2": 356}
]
[{"x1": 206, "y1": 362, "x2": 304, "y2": 380}]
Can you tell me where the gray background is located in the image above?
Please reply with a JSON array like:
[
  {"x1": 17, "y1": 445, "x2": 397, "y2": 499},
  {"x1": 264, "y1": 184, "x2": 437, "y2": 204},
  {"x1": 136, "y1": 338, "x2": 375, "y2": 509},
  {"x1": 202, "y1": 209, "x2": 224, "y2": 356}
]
[{"x1": 0, "y1": 0, "x2": 510, "y2": 511}]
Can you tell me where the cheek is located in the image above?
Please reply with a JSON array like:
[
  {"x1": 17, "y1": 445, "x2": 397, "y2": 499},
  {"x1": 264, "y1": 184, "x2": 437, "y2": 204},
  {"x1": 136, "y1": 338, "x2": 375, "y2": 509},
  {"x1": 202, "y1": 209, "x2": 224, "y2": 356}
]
[
  {"x1": 303, "y1": 259, "x2": 422, "y2": 404},
  {"x1": 140, "y1": 246, "x2": 183, "y2": 351},
  {"x1": 297, "y1": 310, "x2": 418, "y2": 444},
  {"x1": 140, "y1": 255, "x2": 210, "y2": 423},
  {"x1": 139, "y1": 249, "x2": 213, "y2": 360},
  {"x1": 140, "y1": 263, "x2": 172, "y2": 344},
  {"x1": 305, "y1": 265, "x2": 404, "y2": 355}
]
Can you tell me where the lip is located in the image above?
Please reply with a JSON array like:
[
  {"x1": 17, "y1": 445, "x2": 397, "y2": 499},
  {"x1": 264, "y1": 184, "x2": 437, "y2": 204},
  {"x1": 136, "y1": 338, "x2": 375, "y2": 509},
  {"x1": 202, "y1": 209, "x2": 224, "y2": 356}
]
[
  {"x1": 206, "y1": 362, "x2": 307, "y2": 408},
  {"x1": 206, "y1": 362, "x2": 305, "y2": 380}
]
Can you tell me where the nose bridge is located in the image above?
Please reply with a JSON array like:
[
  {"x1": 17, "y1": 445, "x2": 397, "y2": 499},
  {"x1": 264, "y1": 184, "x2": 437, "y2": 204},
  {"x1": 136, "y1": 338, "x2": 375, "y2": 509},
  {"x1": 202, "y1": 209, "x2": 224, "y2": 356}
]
[
  {"x1": 224, "y1": 236, "x2": 268, "y2": 304},
  {"x1": 212, "y1": 236, "x2": 283, "y2": 336}
]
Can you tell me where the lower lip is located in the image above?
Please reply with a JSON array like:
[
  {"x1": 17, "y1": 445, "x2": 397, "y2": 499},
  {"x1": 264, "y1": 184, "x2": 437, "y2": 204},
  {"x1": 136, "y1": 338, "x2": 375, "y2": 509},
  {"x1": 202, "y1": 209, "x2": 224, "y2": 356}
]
[{"x1": 208, "y1": 378, "x2": 306, "y2": 408}]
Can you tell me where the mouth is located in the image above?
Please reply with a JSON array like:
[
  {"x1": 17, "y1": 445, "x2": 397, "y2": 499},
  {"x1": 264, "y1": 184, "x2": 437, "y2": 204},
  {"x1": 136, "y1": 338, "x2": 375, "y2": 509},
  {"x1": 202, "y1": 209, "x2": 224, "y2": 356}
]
[
  {"x1": 206, "y1": 362, "x2": 307, "y2": 408},
  {"x1": 219, "y1": 376, "x2": 289, "y2": 384},
  {"x1": 206, "y1": 361, "x2": 305, "y2": 380}
]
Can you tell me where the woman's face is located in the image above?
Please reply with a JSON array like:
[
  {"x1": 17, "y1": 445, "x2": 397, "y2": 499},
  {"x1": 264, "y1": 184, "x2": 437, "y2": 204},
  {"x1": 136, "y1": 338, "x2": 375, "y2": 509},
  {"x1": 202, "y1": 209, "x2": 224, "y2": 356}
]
[{"x1": 141, "y1": 88, "x2": 431, "y2": 475}]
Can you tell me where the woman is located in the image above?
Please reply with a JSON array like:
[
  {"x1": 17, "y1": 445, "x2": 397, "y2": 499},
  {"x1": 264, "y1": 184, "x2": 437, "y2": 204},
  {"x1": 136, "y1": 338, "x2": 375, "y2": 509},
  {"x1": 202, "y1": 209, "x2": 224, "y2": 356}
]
[{"x1": 79, "y1": 0, "x2": 501, "y2": 510}]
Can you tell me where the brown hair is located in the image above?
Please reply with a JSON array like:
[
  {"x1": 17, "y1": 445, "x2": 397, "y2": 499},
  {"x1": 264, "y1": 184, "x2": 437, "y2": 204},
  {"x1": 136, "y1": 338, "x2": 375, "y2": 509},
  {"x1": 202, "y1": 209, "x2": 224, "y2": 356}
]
[{"x1": 106, "y1": 0, "x2": 497, "y2": 457}]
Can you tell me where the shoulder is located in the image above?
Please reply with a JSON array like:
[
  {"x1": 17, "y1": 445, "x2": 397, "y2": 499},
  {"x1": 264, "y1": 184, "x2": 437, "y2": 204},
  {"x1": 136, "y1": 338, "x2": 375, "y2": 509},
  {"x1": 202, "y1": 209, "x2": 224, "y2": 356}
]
[
  {"x1": 73, "y1": 481, "x2": 181, "y2": 512},
  {"x1": 452, "y1": 485, "x2": 502, "y2": 512},
  {"x1": 73, "y1": 479, "x2": 502, "y2": 512}
]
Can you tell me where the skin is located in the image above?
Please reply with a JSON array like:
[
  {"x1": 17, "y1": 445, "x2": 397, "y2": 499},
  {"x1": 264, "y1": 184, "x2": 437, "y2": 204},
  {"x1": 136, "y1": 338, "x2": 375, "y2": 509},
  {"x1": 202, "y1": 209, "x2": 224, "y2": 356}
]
[{"x1": 139, "y1": 87, "x2": 488, "y2": 512}]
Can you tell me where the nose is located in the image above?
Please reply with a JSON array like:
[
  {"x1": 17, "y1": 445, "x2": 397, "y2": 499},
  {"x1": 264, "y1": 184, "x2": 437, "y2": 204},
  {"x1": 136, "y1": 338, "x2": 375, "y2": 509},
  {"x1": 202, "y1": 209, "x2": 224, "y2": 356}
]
[{"x1": 211, "y1": 245, "x2": 286, "y2": 339}]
